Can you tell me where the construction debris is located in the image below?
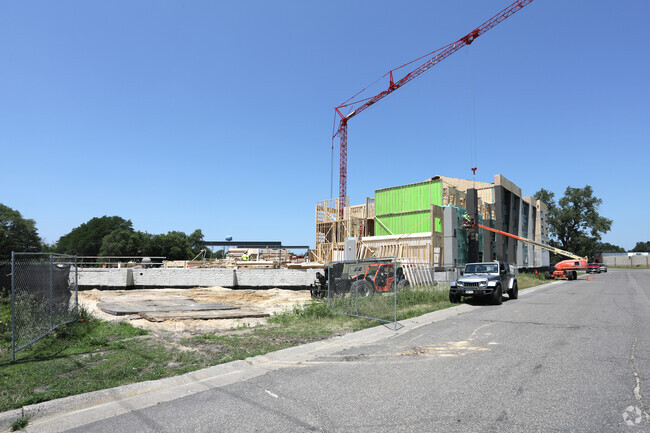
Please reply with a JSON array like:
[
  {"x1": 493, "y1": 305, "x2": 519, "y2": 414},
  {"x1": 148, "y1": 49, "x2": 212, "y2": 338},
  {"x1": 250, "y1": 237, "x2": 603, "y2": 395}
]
[{"x1": 162, "y1": 248, "x2": 310, "y2": 269}]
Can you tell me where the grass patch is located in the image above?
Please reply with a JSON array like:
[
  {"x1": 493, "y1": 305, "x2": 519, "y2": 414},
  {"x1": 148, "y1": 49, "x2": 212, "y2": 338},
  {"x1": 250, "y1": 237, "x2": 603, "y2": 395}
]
[
  {"x1": 0, "y1": 304, "x2": 215, "y2": 413},
  {"x1": 328, "y1": 284, "x2": 453, "y2": 323},
  {"x1": 516, "y1": 273, "x2": 549, "y2": 290},
  {"x1": 183, "y1": 300, "x2": 382, "y2": 359}
]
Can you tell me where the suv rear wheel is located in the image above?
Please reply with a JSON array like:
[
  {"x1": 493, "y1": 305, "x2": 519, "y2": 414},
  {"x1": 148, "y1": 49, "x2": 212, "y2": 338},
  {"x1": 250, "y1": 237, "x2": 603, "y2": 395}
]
[{"x1": 507, "y1": 281, "x2": 518, "y2": 300}]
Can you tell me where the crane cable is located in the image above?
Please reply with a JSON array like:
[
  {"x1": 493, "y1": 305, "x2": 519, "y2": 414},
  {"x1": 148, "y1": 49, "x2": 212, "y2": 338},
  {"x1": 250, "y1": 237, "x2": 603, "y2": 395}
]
[
  {"x1": 331, "y1": 111, "x2": 337, "y2": 200},
  {"x1": 466, "y1": 45, "x2": 478, "y2": 189}
]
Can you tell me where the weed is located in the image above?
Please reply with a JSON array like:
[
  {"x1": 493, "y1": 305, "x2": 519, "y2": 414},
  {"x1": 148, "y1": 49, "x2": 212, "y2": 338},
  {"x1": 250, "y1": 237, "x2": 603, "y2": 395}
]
[{"x1": 10, "y1": 416, "x2": 29, "y2": 431}]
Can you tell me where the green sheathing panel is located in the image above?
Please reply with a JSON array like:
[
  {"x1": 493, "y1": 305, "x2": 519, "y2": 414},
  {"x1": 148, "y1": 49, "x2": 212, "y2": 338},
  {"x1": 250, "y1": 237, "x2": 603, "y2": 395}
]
[
  {"x1": 374, "y1": 180, "x2": 442, "y2": 235},
  {"x1": 375, "y1": 211, "x2": 431, "y2": 236},
  {"x1": 375, "y1": 180, "x2": 442, "y2": 215}
]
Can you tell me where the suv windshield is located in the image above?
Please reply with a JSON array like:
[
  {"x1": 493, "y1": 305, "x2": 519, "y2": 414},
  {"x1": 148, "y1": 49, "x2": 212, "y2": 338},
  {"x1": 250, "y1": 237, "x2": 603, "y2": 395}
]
[{"x1": 465, "y1": 264, "x2": 498, "y2": 274}]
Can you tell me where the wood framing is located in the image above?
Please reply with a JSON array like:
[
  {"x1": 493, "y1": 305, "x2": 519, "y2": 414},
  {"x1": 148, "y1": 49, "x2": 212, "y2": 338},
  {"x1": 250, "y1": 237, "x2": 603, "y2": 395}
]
[
  {"x1": 314, "y1": 197, "x2": 374, "y2": 263},
  {"x1": 357, "y1": 233, "x2": 433, "y2": 263}
]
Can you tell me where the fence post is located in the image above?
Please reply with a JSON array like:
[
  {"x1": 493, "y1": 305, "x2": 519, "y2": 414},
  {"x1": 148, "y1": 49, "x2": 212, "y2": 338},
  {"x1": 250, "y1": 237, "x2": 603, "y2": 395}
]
[
  {"x1": 50, "y1": 253, "x2": 54, "y2": 331},
  {"x1": 327, "y1": 267, "x2": 330, "y2": 308},
  {"x1": 11, "y1": 251, "x2": 15, "y2": 362},
  {"x1": 355, "y1": 260, "x2": 359, "y2": 316},
  {"x1": 393, "y1": 257, "x2": 397, "y2": 330},
  {"x1": 75, "y1": 255, "x2": 79, "y2": 318}
]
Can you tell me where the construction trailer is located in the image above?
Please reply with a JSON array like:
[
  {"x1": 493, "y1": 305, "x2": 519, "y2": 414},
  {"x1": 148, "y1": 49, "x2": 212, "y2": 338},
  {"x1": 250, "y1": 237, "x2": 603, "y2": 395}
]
[{"x1": 314, "y1": 173, "x2": 550, "y2": 268}]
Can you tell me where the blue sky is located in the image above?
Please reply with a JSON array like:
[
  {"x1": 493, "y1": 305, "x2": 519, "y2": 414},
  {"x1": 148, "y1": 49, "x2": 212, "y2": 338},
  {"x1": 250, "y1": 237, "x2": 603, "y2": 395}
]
[{"x1": 1, "y1": 0, "x2": 648, "y2": 250}]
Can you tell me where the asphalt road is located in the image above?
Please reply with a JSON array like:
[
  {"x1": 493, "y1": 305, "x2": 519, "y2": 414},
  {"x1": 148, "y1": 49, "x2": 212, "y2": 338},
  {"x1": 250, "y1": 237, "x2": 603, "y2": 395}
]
[{"x1": 29, "y1": 270, "x2": 650, "y2": 432}]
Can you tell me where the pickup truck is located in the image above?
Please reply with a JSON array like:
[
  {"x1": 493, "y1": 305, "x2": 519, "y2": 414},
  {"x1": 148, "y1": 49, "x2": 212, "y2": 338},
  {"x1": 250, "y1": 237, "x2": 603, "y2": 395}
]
[
  {"x1": 449, "y1": 262, "x2": 518, "y2": 305},
  {"x1": 586, "y1": 263, "x2": 601, "y2": 274}
]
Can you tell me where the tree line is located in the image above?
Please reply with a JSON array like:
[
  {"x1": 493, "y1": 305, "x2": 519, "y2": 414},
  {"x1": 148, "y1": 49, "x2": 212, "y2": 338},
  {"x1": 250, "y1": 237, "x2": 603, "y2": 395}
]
[
  {"x1": 0, "y1": 206, "x2": 207, "y2": 260},
  {"x1": 532, "y1": 185, "x2": 644, "y2": 259}
]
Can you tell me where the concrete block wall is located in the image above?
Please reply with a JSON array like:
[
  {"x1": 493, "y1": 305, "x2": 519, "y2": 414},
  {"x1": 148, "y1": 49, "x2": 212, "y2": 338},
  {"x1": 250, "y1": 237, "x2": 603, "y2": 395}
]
[
  {"x1": 233, "y1": 269, "x2": 320, "y2": 287},
  {"x1": 75, "y1": 267, "x2": 322, "y2": 289},
  {"x1": 130, "y1": 268, "x2": 234, "y2": 287},
  {"x1": 631, "y1": 255, "x2": 650, "y2": 267},
  {"x1": 77, "y1": 269, "x2": 132, "y2": 288},
  {"x1": 604, "y1": 255, "x2": 650, "y2": 267}
]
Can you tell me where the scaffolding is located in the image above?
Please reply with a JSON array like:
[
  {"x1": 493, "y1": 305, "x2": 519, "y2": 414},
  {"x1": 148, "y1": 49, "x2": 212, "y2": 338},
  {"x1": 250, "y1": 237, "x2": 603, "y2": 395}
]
[{"x1": 314, "y1": 197, "x2": 374, "y2": 263}]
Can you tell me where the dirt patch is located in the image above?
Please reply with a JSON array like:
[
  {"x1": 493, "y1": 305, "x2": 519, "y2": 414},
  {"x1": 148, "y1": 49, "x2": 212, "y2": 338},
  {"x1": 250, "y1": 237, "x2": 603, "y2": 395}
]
[{"x1": 79, "y1": 286, "x2": 311, "y2": 337}]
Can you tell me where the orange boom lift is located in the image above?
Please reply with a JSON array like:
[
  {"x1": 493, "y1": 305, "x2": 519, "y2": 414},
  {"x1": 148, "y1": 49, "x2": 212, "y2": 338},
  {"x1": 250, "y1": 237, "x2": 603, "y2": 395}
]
[{"x1": 462, "y1": 218, "x2": 587, "y2": 281}]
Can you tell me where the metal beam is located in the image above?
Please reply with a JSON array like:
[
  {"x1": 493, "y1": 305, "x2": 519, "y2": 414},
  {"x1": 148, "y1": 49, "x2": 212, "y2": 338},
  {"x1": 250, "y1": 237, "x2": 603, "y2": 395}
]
[
  {"x1": 203, "y1": 241, "x2": 282, "y2": 248},
  {"x1": 203, "y1": 241, "x2": 310, "y2": 250}
]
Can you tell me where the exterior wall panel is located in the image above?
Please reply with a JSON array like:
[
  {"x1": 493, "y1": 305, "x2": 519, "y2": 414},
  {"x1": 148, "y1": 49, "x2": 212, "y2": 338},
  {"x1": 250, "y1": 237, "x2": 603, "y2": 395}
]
[{"x1": 375, "y1": 180, "x2": 442, "y2": 236}]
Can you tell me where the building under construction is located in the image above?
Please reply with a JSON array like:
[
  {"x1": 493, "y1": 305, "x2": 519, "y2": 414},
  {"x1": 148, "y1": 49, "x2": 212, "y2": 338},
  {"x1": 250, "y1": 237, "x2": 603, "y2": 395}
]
[{"x1": 314, "y1": 174, "x2": 550, "y2": 268}]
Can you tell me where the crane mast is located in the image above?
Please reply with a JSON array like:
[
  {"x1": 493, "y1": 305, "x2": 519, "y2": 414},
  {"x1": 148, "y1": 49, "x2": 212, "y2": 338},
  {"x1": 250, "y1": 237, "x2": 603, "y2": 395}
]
[{"x1": 333, "y1": 0, "x2": 534, "y2": 209}]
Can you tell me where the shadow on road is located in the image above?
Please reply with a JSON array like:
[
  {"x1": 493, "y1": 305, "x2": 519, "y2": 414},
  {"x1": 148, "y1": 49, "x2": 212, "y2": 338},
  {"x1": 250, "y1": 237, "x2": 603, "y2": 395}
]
[{"x1": 461, "y1": 295, "x2": 514, "y2": 306}]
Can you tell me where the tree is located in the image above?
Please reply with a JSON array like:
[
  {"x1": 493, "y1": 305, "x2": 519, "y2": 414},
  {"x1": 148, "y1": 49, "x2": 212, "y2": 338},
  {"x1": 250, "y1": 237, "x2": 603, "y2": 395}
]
[
  {"x1": 211, "y1": 248, "x2": 226, "y2": 259},
  {"x1": 598, "y1": 242, "x2": 626, "y2": 253},
  {"x1": 99, "y1": 229, "x2": 145, "y2": 257},
  {"x1": 533, "y1": 188, "x2": 555, "y2": 211},
  {"x1": 534, "y1": 186, "x2": 612, "y2": 258},
  {"x1": 0, "y1": 204, "x2": 42, "y2": 259},
  {"x1": 148, "y1": 231, "x2": 192, "y2": 260},
  {"x1": 56, "y1": 216, "x2": 133, "y2": 256},
  {"x1": 631, "y1": 241, "x2": 650, "y2": 252},
  {"x1": 187, "y1": 229, "x2": 204, "y2": 257}
]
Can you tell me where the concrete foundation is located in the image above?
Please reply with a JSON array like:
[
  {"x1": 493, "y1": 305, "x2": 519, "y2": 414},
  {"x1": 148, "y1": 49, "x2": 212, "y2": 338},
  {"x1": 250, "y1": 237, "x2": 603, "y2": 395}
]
[{"x1": 76, "y1": 268, "x2": 322, "y2": 290}]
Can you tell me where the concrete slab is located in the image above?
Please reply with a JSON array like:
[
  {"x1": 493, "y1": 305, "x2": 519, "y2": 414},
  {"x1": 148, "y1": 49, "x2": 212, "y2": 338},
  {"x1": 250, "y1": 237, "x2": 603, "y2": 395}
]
[
  {"x1": 139, "y1": 310, "x2": 269, "y2": 322},
  {"x1": 98, "y1": 300, "x2": 236, "y2": 315}
]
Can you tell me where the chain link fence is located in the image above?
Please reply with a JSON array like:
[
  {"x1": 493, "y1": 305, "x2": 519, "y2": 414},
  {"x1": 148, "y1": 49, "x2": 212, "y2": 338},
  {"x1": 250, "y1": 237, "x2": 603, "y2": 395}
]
[
  {"x1": 327, "y1": 258, "x2": 450, "y2": 329},
  {"x1": 10, "y1": 252, "x2": 78, "y2": 360}
]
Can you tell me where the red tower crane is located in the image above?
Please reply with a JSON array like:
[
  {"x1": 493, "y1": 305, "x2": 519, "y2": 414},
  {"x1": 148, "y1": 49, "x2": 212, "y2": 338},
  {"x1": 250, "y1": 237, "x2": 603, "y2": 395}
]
[{"x1": 333, "y1": 0, "x2": 534, "y2": 210}]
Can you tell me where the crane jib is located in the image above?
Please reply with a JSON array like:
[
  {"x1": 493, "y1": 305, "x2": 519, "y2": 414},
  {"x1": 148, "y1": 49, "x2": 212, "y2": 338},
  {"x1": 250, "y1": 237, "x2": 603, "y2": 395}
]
[{"x1": 333, "y1": 0, "x2": 535, "y2": 204}]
